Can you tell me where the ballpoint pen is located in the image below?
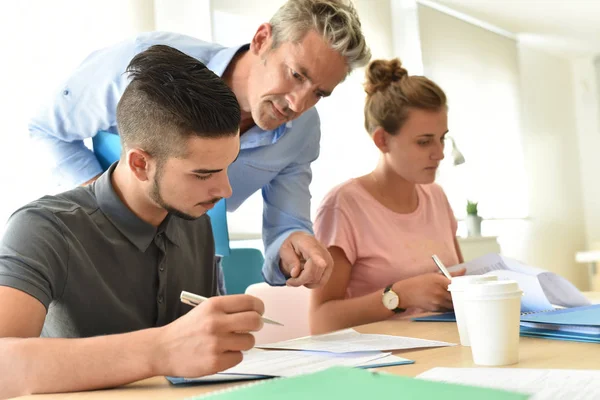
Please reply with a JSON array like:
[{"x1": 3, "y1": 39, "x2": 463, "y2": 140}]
[
  {"x1": 431, "y1": 254, "x2": 453, "y2": 280},
  {"x1": 180, "y1": 291, "x2": 284, "y2": 326}
]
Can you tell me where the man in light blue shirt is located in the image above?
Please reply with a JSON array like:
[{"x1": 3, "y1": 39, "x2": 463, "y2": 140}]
[{"x1": 29, "y1": 0, "x2": 371, "y2": 287}]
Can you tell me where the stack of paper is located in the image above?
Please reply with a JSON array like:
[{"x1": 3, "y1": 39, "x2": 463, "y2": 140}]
[
  {"x1": 418, "y1": 367, "x2": 600, "y2": 399},
  {"x1": 168, "y1": 328, "x2": 455, "y2": 384}
]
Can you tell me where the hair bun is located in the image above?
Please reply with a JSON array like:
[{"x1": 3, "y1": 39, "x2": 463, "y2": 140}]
[{"x1": 364, "y1": 58, "x2": 408, "y2": 96}]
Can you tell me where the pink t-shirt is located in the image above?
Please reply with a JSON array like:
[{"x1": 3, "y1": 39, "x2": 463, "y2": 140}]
[{"x1": 314, "y1": 179, "x2": 459, "y2": 299}]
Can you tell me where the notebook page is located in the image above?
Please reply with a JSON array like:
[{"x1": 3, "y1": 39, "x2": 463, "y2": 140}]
[{"x1": 418, "y1": 367, "x2": 600, "y2": 400}]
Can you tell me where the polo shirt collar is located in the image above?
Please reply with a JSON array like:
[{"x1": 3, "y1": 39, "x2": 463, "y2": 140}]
[{"x1": 94, "y1": 163, "x2": 180, "y2": 252}]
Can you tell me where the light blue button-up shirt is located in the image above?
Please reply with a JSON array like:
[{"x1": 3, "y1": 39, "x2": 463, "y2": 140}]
[{"x1": 29, "y1": 32, "x2": 320, "y2": 285}]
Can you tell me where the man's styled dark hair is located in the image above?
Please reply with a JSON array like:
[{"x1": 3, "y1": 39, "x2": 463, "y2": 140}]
[{"x1": 116, "y1": 45, "x2": 240, "y2": 161}]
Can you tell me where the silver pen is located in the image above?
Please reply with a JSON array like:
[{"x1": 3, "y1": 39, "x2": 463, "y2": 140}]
[
  {"x1": 180, "y1": 291, "x2": 284, "y2": 326},
  {"x1": 432, "y1": 254, "x2": 453, "y2": 280}
]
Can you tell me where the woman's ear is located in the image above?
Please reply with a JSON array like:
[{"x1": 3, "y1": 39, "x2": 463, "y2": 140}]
[
  {"x1": 372, "y1": 127, "x2": 390, "y2": 153},
  {"x1": 126, "y1": 148, "x2": 153, "y2": 182}
]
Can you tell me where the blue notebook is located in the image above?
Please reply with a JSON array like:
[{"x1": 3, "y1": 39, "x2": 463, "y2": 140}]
[
  {"x1": 412, "y1": 306, "x2": 600, "y2": 343},
  {"x1": 414, "y1": 305, "x2": 600, "y2": 325},
  {"x1": 518, "y1": 304, "x2": 600, "y2": 343},
  {"x1": 519, "y1": 304, "x2": 600, "y2": 326},
  {"x1": 519, "y1": 326, "x2": 600, "y2": 343}
]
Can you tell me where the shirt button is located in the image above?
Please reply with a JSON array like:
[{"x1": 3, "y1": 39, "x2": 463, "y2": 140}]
[
  {"x1": 159, "y1": 266, "x2": 165, "y2": 272},
  {"x1": 157, "y1": 295, "x2": 163, "y2": 304}
]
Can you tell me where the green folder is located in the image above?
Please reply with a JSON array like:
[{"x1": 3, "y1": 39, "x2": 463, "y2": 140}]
[{"x1": 189, "y1": 366, "x2": 529, "y2": 400}]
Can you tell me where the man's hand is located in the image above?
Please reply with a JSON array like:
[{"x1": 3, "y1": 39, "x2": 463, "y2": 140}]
[
  {"x1": 155, "y1": 294, "x2": 264, "y2": 378},
  {"x1": 279, "y1": 231, "x2": 333, "y2": 288}
]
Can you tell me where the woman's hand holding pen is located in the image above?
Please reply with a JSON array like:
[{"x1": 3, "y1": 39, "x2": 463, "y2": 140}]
[
  {"x1": 153, "y1": 294, "x2": 265, "y2": 378},
  {"x1": 392, "y1": 268, "x2": 466, "y2": 312}
]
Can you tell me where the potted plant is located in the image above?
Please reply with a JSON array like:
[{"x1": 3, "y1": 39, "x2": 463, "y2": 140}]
[{"x1": 466, "y1": 200, "x2": 482, "y2": 237}]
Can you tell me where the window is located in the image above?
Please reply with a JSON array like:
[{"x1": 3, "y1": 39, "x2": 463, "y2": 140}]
[{"x1": 418, "y1": 4, "x2": 529, "y2": 220}]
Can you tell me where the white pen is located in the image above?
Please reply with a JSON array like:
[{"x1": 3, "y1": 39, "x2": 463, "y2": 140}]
[
  {"x1": 431, "y1": 254, "x2": 452, "y2": 280},
  {"x1": 180, "y1": 290, "x2": 284, "y2": 326}
]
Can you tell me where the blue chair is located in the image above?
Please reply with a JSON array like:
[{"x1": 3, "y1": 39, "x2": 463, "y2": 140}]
[
  {"x1": 92, "y1": 131, "x2": 121, "y2": 170},
  {"x1": 91, "y1": 131, "x2": 230, "y2": 255},
  {"x1": 208, "y1": 199, "x2": 230, "y2": 257},
  {"x1": 221, "y1": 248, "x2": 265, "y2": 295}
]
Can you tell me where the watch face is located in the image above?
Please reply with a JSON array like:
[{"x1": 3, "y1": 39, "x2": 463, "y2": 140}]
[{"x1": 382, "y1": 290, "x2": 399, "y2": 310}]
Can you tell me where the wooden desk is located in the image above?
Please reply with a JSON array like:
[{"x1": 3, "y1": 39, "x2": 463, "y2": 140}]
[{"x1": 17, "y1": 318, "x2": 599, "y2": 400}]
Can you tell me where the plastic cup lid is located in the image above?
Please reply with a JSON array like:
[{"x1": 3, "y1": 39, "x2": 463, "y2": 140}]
[
  {"x1": 464, "y1": 280, "x2": 523, "y2": 299},
  {"x1": 447, "y1": 275, "x2": 498, "y2": 291}
]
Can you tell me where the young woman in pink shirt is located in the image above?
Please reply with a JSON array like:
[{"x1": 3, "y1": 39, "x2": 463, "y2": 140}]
[{"x1": 310, "y1": 58, "x2": 465, "y2": 334}]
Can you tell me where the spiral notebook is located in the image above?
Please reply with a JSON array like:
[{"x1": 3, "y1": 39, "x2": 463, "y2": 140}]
[{"x1": 519, "y1": 304, "x2": 600, "y2": 343}]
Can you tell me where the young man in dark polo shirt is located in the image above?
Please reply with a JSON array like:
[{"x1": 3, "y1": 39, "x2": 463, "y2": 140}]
[{"x1": 0, "y1": 45, "x2": 264, "y2": 397}]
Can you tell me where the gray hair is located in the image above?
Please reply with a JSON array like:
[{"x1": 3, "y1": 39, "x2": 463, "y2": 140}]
[{"x1": 269, "y1": 0, "x2": 371, "y2": 72}]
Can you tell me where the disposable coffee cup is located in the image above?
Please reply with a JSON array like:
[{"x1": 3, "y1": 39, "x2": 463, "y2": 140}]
[
  {"x1": 463, "y1": 280, "x2": 523, "y2": 366},
  {"x1": 447, "y1": 275, "x2": 498, "y2": 346}
]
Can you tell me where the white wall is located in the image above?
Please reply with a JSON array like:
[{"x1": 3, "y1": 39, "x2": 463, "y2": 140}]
[
  {"x1": 154, "y1": 0, "x2": 211, "y2": 41},
  {"x1": 515, "y1": 44, "x2": 588, "y2": 289},
  {"x1": 416, "y1": 4, "x2": 589, "y2": 288},
  {"x1": 418, "y1": 4, "x2": 528, "y2": 220},
  {"x1": 572, "y1": 57, "x2": 600, "y2": 249},
  {"x1": 0, "y1": 0, "x2": 155, "y2": 227}
]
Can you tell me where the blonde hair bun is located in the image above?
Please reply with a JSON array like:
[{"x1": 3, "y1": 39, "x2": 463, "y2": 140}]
[{"x1": 364, "y1": 58, "x2": 408, "y2": 96}]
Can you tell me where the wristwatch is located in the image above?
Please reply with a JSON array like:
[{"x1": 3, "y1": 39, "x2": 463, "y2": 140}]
[{"x1": 382, "y1": 285, "x2": 406, "y2": 313}]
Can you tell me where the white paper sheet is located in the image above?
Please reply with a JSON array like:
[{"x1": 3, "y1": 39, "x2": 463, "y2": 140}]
[
  {"x1": 418, "y1": 367, "x2": 600, "y2": 400},
  {"x1": 256, "y1": 328, "x2": 454, "y2": 353},
  {"x1": 223, "y1": 349, "x2": 390, "y2": 377},
  {"x1": 447, "y1": 253, "x2": 590, "y2": 311}
]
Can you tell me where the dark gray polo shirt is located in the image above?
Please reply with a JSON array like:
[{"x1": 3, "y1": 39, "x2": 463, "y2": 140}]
[{"x1": 0, "y1": 164, "x2": 218, "y2": 338}]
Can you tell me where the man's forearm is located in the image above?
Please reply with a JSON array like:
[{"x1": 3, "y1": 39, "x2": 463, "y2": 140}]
[{"x1": 0, "y1": 327, "x2": 163, "y2": 398}]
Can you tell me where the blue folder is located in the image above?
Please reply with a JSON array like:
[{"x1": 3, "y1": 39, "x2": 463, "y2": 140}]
[{"x1": 412, "y1": 312, "x2": 456, "y2": 322}]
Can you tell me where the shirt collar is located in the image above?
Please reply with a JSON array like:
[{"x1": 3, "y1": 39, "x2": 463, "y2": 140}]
[
  {"x1": 207, "y1": 43, "x2": 250, "y2": 77},
  {"x1": 93, "y1": 163, "x2": 180, "y2": 251}
]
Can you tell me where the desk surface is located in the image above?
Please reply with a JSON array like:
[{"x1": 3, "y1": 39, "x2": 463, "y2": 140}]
[{"x1": 18, "y1": 317, "x2": 599, "y2": 400}]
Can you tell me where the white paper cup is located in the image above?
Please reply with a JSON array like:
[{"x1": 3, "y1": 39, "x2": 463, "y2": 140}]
[
  {"x1": 448, "y1": 275, "x2": 498, "y2": 346},
  {"x1": 463, "y1": 280, "x2": 523, "y2": 366}
]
